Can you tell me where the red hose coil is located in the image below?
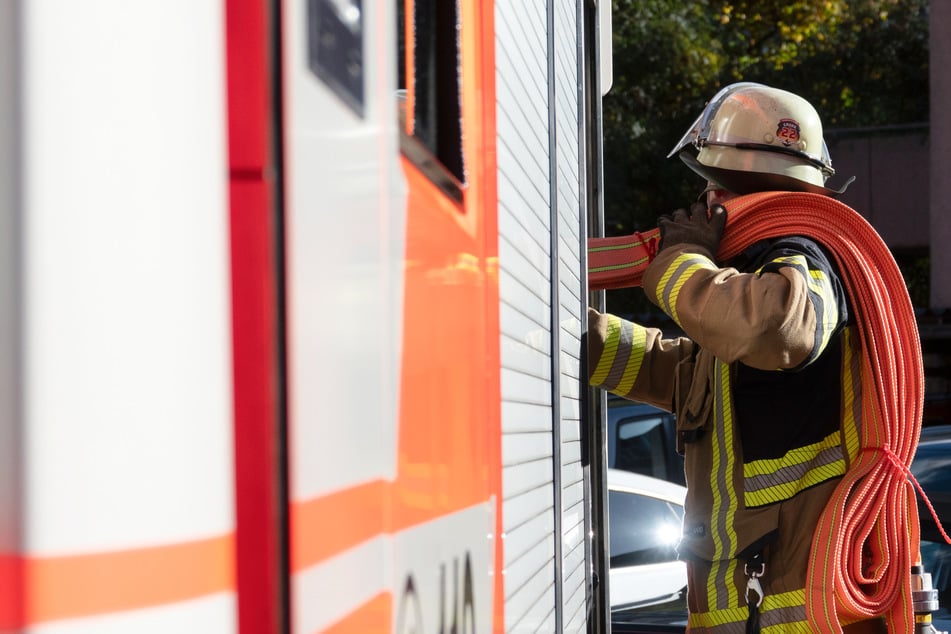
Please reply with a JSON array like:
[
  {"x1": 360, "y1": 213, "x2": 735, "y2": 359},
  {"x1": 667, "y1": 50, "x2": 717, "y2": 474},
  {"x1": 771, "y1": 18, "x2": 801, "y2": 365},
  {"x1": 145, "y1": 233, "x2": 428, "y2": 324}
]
[{"x1": 589, "y1": 191, "x2": 937, "y2": 632}]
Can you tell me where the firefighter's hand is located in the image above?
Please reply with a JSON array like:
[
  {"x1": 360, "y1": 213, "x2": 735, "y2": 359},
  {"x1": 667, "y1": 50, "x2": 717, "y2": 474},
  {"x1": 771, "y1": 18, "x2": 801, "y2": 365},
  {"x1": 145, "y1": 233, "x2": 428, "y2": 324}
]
[{"x1": 657, "y1": 202, "x2": 726, "y2": 257}]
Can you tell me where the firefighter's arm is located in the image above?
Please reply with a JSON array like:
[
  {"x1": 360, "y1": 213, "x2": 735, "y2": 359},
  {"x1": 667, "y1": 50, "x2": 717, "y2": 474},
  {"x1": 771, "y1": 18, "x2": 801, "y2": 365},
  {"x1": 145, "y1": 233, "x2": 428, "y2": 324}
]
[
  {"x1": 642, "y1": 242, "x2": 843, "y2": 371},
  {"x1": 587, "y1": 307, "x2": 695, "y2": 411}
]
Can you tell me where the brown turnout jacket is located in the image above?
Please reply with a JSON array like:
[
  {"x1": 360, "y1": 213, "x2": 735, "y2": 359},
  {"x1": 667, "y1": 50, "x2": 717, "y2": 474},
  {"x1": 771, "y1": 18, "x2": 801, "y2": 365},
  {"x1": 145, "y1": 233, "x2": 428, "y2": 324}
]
[{"x1": 589, "y1": 237, "x2": 866, "y2": 632}]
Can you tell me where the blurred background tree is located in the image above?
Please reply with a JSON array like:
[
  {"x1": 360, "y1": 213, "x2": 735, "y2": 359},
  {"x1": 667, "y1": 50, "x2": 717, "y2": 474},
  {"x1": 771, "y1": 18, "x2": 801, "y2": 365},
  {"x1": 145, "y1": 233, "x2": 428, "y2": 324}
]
[{"x1": 602, "y1": 0, "x2": 930, "y2": 319}]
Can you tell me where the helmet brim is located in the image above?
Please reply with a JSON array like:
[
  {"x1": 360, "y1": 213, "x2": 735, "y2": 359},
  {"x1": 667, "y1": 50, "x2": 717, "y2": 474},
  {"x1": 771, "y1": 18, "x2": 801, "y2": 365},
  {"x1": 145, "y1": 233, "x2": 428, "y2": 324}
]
[
  {"x1": 679, "y1": 152, "x2": 854, "y2": 198},
  {"x1": 667, "y1": 82, "x2": 767, "y2": 159}
]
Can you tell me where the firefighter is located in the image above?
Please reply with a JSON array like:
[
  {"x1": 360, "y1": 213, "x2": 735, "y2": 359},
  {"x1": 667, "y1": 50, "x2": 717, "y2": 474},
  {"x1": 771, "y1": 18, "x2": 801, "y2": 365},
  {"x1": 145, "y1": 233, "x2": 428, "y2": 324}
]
[{"x1": 588, "y1": 83, "x2": 886, "y2": 633}]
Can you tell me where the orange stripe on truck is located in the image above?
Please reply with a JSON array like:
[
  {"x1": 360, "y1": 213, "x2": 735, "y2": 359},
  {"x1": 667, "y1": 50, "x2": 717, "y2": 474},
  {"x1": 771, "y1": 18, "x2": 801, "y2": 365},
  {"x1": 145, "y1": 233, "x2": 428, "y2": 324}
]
[
  {"x1": 290, "y1": 476, "x2": 494, "y2": 573},
  {"x1": 291, "y1": 480, "x2": 388, "y2": 572},
  {"x1": 2, "y1": 533, "x2": 234, "y2": 627},
  {"x1": 321, "y1": 592, "x2": 392, "y2": 634}
]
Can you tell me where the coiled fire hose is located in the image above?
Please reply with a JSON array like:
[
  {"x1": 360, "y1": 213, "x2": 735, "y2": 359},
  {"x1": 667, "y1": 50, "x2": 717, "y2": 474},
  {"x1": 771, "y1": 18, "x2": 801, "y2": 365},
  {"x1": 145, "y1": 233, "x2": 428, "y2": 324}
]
[{"x1": 588, "y1": 191, "x2": 950, "y2": 632}]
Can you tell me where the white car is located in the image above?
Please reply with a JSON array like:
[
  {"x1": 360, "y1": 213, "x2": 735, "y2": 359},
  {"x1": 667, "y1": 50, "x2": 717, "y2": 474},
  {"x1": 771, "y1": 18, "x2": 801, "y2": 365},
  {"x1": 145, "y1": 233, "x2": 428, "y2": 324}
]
[{"x1": 607, "y1": 468, "x2": 688, "y2": 614}]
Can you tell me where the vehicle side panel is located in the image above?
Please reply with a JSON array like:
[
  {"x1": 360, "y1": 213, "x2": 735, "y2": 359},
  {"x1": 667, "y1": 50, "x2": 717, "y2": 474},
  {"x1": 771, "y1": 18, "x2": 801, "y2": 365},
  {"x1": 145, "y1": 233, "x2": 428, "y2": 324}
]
[
  {"x1": 497, "y1": 0, "x2": 589, "y2": 630},
  {"x1": 3, "y1": 2, "x2": 236, "y2": 631}
]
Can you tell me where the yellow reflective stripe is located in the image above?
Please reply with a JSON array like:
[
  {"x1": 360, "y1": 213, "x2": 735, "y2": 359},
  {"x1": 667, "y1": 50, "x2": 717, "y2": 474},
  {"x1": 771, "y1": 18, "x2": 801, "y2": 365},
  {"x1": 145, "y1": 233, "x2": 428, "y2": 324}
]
[
  {"x1": 589, "y1": 259, "x2": 650, "y2": 273},
  {"x1": 688, "y1": 601, "x2": 746, "y2": 628},
  {"x1": 688, "y1": 590, "x2": 809, "y2": 632},
  {"x1": 765, "y1": 254, "x2": 839, "y2": 354},
  {"x1": 743, "y1": 432, "x2": 843, "y2": 477},
  {"x1": 761, "y1": 588, "x2": 811, "y2": 633},
  {"x1": 614, "y1": 324, "x2": 647, "y2": 395},
  {"x1": 589, "y1": 314, "x2": 621, "y2": 387},
  {"x1": 588, "y1": 236, "x2": 652, "y2": 252},
  {"x1": 768, "y1": 254, "x2": 807, "y2": 271},
  {"x1": 742, "y1": 431, "x2": 846, "y2": 507},
  {"x1": 744, "y1": 460, "x2": 846, "y2": 508},
  {"x1": 809, "y1": 269, "x2": 838, "y2": 350},
  {"x1": 588, "y1": 239, "x2": 653, "y2": 273},
  {"x1": 654, "y1": 253, "x2": 716, "y2": 326},
  {"x1": 653, "y1": 259, "x2": 679, "y2": 317},
  {"x1": 708, "y1": 362, "x2": 739, "y2": 610},
  {"x1": 589, "y1": 317, "x2": 649, "y2": 397},
  {"x1": 706, "y1": 559, "x2": 739, "y2": 615}
]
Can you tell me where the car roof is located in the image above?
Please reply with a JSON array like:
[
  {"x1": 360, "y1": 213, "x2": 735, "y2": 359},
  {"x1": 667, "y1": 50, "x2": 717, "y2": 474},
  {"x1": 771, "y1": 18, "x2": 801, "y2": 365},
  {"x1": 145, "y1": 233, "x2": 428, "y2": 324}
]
[
  {"x1": 607, "y1": 395, "x2": 670, "y2": 417},
  {"x1": 918, "y1": 424, "x2": 951, "y2": 445},
  {"x1": 607, "y1": 468, "x2": 687, "y2": 506},
  {"x1": 912, "y1": 425, "x2": 951, "y2": 473}
]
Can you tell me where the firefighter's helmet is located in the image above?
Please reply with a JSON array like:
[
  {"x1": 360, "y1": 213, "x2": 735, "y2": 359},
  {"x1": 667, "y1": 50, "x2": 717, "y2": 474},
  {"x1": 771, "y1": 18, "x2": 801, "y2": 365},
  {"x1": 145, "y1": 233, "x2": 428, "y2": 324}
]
[{"x1": 668, "y1": 82, "x2": 854, "y2": 196}]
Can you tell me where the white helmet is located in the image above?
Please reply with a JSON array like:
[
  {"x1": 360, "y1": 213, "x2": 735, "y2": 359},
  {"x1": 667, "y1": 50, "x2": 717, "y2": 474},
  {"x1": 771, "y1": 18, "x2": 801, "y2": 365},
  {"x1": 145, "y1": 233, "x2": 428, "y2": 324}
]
[{"x1": 668, "y1": 82, "x2": 854, "y2": 197}]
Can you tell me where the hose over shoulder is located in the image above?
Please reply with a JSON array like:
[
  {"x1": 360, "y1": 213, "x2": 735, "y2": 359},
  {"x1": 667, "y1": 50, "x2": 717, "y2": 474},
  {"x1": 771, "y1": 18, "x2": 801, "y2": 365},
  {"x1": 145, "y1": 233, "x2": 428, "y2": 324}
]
[{"x1": 587, "y1": 191, "x2": 925, "y2": 632}]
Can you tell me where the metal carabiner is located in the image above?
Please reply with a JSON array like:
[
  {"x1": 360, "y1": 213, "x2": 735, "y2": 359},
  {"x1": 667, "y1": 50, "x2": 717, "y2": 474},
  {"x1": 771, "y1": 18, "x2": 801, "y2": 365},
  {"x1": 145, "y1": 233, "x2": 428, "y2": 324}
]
[
  {"x1": 744, "y1": 557, "x2": 766, "y2": 608},
  {"x1": 746, "y1": 574, "x2": 764, "y2": 608}
]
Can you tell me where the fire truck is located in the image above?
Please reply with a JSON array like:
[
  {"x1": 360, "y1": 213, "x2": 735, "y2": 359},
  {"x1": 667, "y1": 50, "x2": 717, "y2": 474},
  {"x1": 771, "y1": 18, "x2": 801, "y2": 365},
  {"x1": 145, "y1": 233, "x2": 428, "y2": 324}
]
[{"x1": 0, "y1": 0, "x2": 620, "y2": 632}]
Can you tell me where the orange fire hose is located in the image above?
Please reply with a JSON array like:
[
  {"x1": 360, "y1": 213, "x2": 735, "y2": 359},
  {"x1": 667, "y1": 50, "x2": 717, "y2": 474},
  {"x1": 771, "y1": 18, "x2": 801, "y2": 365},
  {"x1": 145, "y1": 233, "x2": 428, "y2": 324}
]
[{"x1": 588, "y1": 191, "x2": 950, "y2": 632}]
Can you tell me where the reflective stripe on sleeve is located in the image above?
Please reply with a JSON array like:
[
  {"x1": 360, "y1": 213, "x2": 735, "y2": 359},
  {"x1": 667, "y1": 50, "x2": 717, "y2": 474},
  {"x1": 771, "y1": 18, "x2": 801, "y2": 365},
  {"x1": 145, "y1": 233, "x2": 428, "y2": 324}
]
[
  {"x1": 759, "y1": 254, "x2": 840, "y2": 365},
  {"x1": 589, "y1": 314, "x2": 647, "y2": 397},
  {"x1": 654, "y1": 253, "x2": 718, "y2": 327}
]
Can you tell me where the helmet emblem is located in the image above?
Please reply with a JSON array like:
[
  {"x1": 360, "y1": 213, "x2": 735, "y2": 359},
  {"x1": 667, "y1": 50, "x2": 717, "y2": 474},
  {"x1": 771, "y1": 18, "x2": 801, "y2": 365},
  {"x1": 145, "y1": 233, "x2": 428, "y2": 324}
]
[{"x1": 776, "y1": 119, "x2": 801, "y2": 146}]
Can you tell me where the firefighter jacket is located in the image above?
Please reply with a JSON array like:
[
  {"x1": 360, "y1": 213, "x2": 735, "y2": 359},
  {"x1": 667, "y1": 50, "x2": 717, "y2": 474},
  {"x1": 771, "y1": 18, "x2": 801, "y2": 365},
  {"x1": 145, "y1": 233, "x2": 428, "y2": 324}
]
[{"x1": 588, "y1": 235, "x2": 869, "y2": 632}]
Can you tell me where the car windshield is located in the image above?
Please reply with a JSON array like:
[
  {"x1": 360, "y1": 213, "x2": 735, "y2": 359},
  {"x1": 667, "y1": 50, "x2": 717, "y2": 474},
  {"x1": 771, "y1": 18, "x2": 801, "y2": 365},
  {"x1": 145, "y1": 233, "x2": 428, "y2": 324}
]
[
  {"x1": 608, "y1": 490, "x2": 682, "y2": 568},
  {"x1": 608, "y1": 470, "x2": 689, "y2": 628}
]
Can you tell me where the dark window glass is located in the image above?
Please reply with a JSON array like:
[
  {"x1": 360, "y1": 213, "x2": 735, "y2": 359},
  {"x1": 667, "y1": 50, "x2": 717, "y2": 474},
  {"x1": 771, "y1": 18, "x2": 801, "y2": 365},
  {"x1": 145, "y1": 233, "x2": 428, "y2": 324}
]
[
  {"x1": 396, "y1": 0, "x2": 464, "y2": 201},
  {"x1": 307, "y1": 0, "x2": 365, "y2": 117},
  {"x1": 615, "y1": 416, "x2": 668, "y2": 479},
  {"x1": 412, "y1": 0, "x2": 463, "y2": 183}
]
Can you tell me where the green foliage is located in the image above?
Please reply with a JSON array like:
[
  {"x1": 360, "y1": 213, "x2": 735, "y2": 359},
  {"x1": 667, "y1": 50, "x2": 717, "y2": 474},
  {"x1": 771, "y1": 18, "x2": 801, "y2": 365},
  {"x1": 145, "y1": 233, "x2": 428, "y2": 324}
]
[
  {"x1": 725, "y1": 0, "x2": 930, "y2": 127},
  {"x1": 604, "y1": 1, "x2": 719, "y2": 235},
  {"x1": 601, "y1": 0, "x2": 929, "y2": 315}
]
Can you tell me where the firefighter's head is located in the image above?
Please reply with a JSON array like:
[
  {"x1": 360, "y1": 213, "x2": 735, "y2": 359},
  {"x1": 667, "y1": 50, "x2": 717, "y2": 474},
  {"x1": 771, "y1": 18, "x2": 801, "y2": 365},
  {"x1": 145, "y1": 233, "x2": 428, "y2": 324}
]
[{"x1": 668, "y1": 82, "x2": 854, "y2": 197}]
